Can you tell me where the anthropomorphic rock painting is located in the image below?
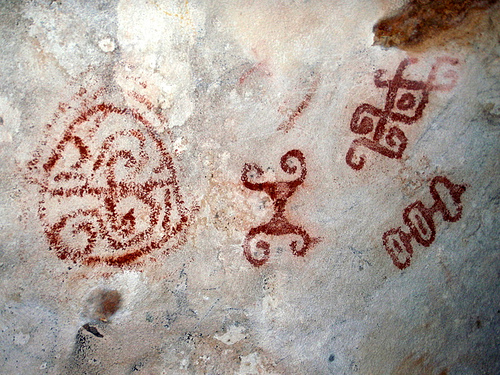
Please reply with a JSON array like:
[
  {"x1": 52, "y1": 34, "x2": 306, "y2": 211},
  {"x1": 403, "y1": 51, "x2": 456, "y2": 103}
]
[
  {"x1": 346, "y1": 57, "x2": 459, "y2": 170},
  {"x1": 241, "y1": 149, "x2": 318, "y2": 267}
]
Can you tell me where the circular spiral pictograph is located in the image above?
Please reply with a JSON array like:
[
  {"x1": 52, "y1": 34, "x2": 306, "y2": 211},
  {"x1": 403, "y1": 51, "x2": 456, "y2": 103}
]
[{"x1": 28, "y1": 85, "x2": 197, "y2": 267}]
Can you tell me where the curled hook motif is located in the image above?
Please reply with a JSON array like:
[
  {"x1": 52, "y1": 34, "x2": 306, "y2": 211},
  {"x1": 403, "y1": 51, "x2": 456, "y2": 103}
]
[
  {"x1": 346, "y1": 57, "x2": 459, "y2": 170},
  {"x1": 241, "y1": 150, "x2": 317, "y2": 267},
  {"x1": 28, "y1": 92, "x2": 197, "y2": 267}
]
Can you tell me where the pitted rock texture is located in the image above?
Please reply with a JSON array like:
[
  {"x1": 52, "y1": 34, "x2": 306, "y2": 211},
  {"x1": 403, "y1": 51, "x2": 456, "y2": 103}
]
[{"x1": 0, "y1": 1, "x2": 499, "y2": 374}]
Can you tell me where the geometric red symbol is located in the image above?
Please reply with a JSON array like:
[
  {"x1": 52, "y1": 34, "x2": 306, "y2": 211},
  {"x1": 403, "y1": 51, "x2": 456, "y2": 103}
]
[
  {"x1": 27, "y1": 87, "x2": 197, "y2": 267},
  {"x1": 346, "y1": 57, "x2": 459, "y2": 170},
  {"x1": 383, "y1": 176, "x2": 466, "y2": 270},
  {"x1": 241, "y1": 150, "x2": 318, "y2": 267}
]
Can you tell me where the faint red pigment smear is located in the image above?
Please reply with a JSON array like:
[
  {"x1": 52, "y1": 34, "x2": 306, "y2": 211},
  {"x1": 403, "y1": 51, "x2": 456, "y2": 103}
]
[
  {"x1": 277, "y1": 76, "x2": 319, "y2": 134},
  {"x1": 238, "y1": 62, "x2": 271, "y2": 86},
  {"x1": 383, "y1": 176, "x2": 466, "y2": 270},
  {"x1": 28, "y1": 89, "x2": 197, "y2": 267},
  {"x1": 346, "y1": 57, "x2": 459, "y2": 170},
  {"x1": 241, "y1": 150, "x2": 319, "y2": 267},
  {"x1": 239, "y1": 64, "x2": 259, "y2": 85}
]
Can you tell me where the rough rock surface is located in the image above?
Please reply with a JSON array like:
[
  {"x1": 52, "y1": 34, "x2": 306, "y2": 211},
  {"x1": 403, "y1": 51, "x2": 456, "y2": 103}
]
[{"x1": 0, "y1": 1, "x2": 499, "y2": 374}]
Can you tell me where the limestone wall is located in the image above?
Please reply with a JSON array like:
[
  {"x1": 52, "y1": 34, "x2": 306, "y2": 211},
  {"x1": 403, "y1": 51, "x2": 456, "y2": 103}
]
[{"x1": 0, "y1": 1, "x2": 499, "y2": 374}]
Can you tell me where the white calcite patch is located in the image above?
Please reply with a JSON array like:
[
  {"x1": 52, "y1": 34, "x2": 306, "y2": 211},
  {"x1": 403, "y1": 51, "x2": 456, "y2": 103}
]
[
  {"x1": 214, "y1": 323, "x2": 246, "y2": 345},
  {"x1": 0, "y1": 97, "x2": 20, "y2": 143},
  {"x1": 98, "y1": 37, "x2": 116, "y2": 53},
  {"x1": 116, "y1": 0, "x2": 199, "y2": 129},
  {"x1": 238, "y1": 352, "x2": 263, "y2": 375}
]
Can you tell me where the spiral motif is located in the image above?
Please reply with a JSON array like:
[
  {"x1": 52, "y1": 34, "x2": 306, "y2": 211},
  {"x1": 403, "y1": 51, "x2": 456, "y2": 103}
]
[{"x1": 31, "y1": 97, "x2": 195, "y2": 267}]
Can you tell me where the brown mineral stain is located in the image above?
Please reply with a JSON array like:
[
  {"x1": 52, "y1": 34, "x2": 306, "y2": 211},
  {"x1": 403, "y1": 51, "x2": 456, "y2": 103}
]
[
  {"x1": 95, "y1": 289, "x2": 121, "y2": 321},
  {"x1": 391, "y1": 353, "x2": 448, "y2": 375},
  {"x1": 373, "y1": 0, "x2": 499, "y2": 50},
  {"x1": 149, "y1": 0, "x2": 195, "y2": 31}
]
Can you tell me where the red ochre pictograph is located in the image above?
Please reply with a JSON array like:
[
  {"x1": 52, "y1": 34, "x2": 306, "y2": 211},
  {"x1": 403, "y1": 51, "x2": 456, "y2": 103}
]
[
  {"x1": 241, "y1": 150, "x2": 318, "y2": 267},
  {"x1": 383, "y1": 176, "x2": 466, "y2": 270},
  {"x1": 27, "y1": 86, "x2": 197, "y2": 267},
  {"x1": 346, "y1": 57, "x2": 459, "y2": 170},
  {"x1": 277, "y1": 76, "x2": 319, "y2": 134}
]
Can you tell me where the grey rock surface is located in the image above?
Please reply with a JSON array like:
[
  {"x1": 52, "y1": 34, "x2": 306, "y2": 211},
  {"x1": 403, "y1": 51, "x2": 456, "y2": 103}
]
[{"x1": 0, "y1": 1, "x2": 499, "y2": 374}]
